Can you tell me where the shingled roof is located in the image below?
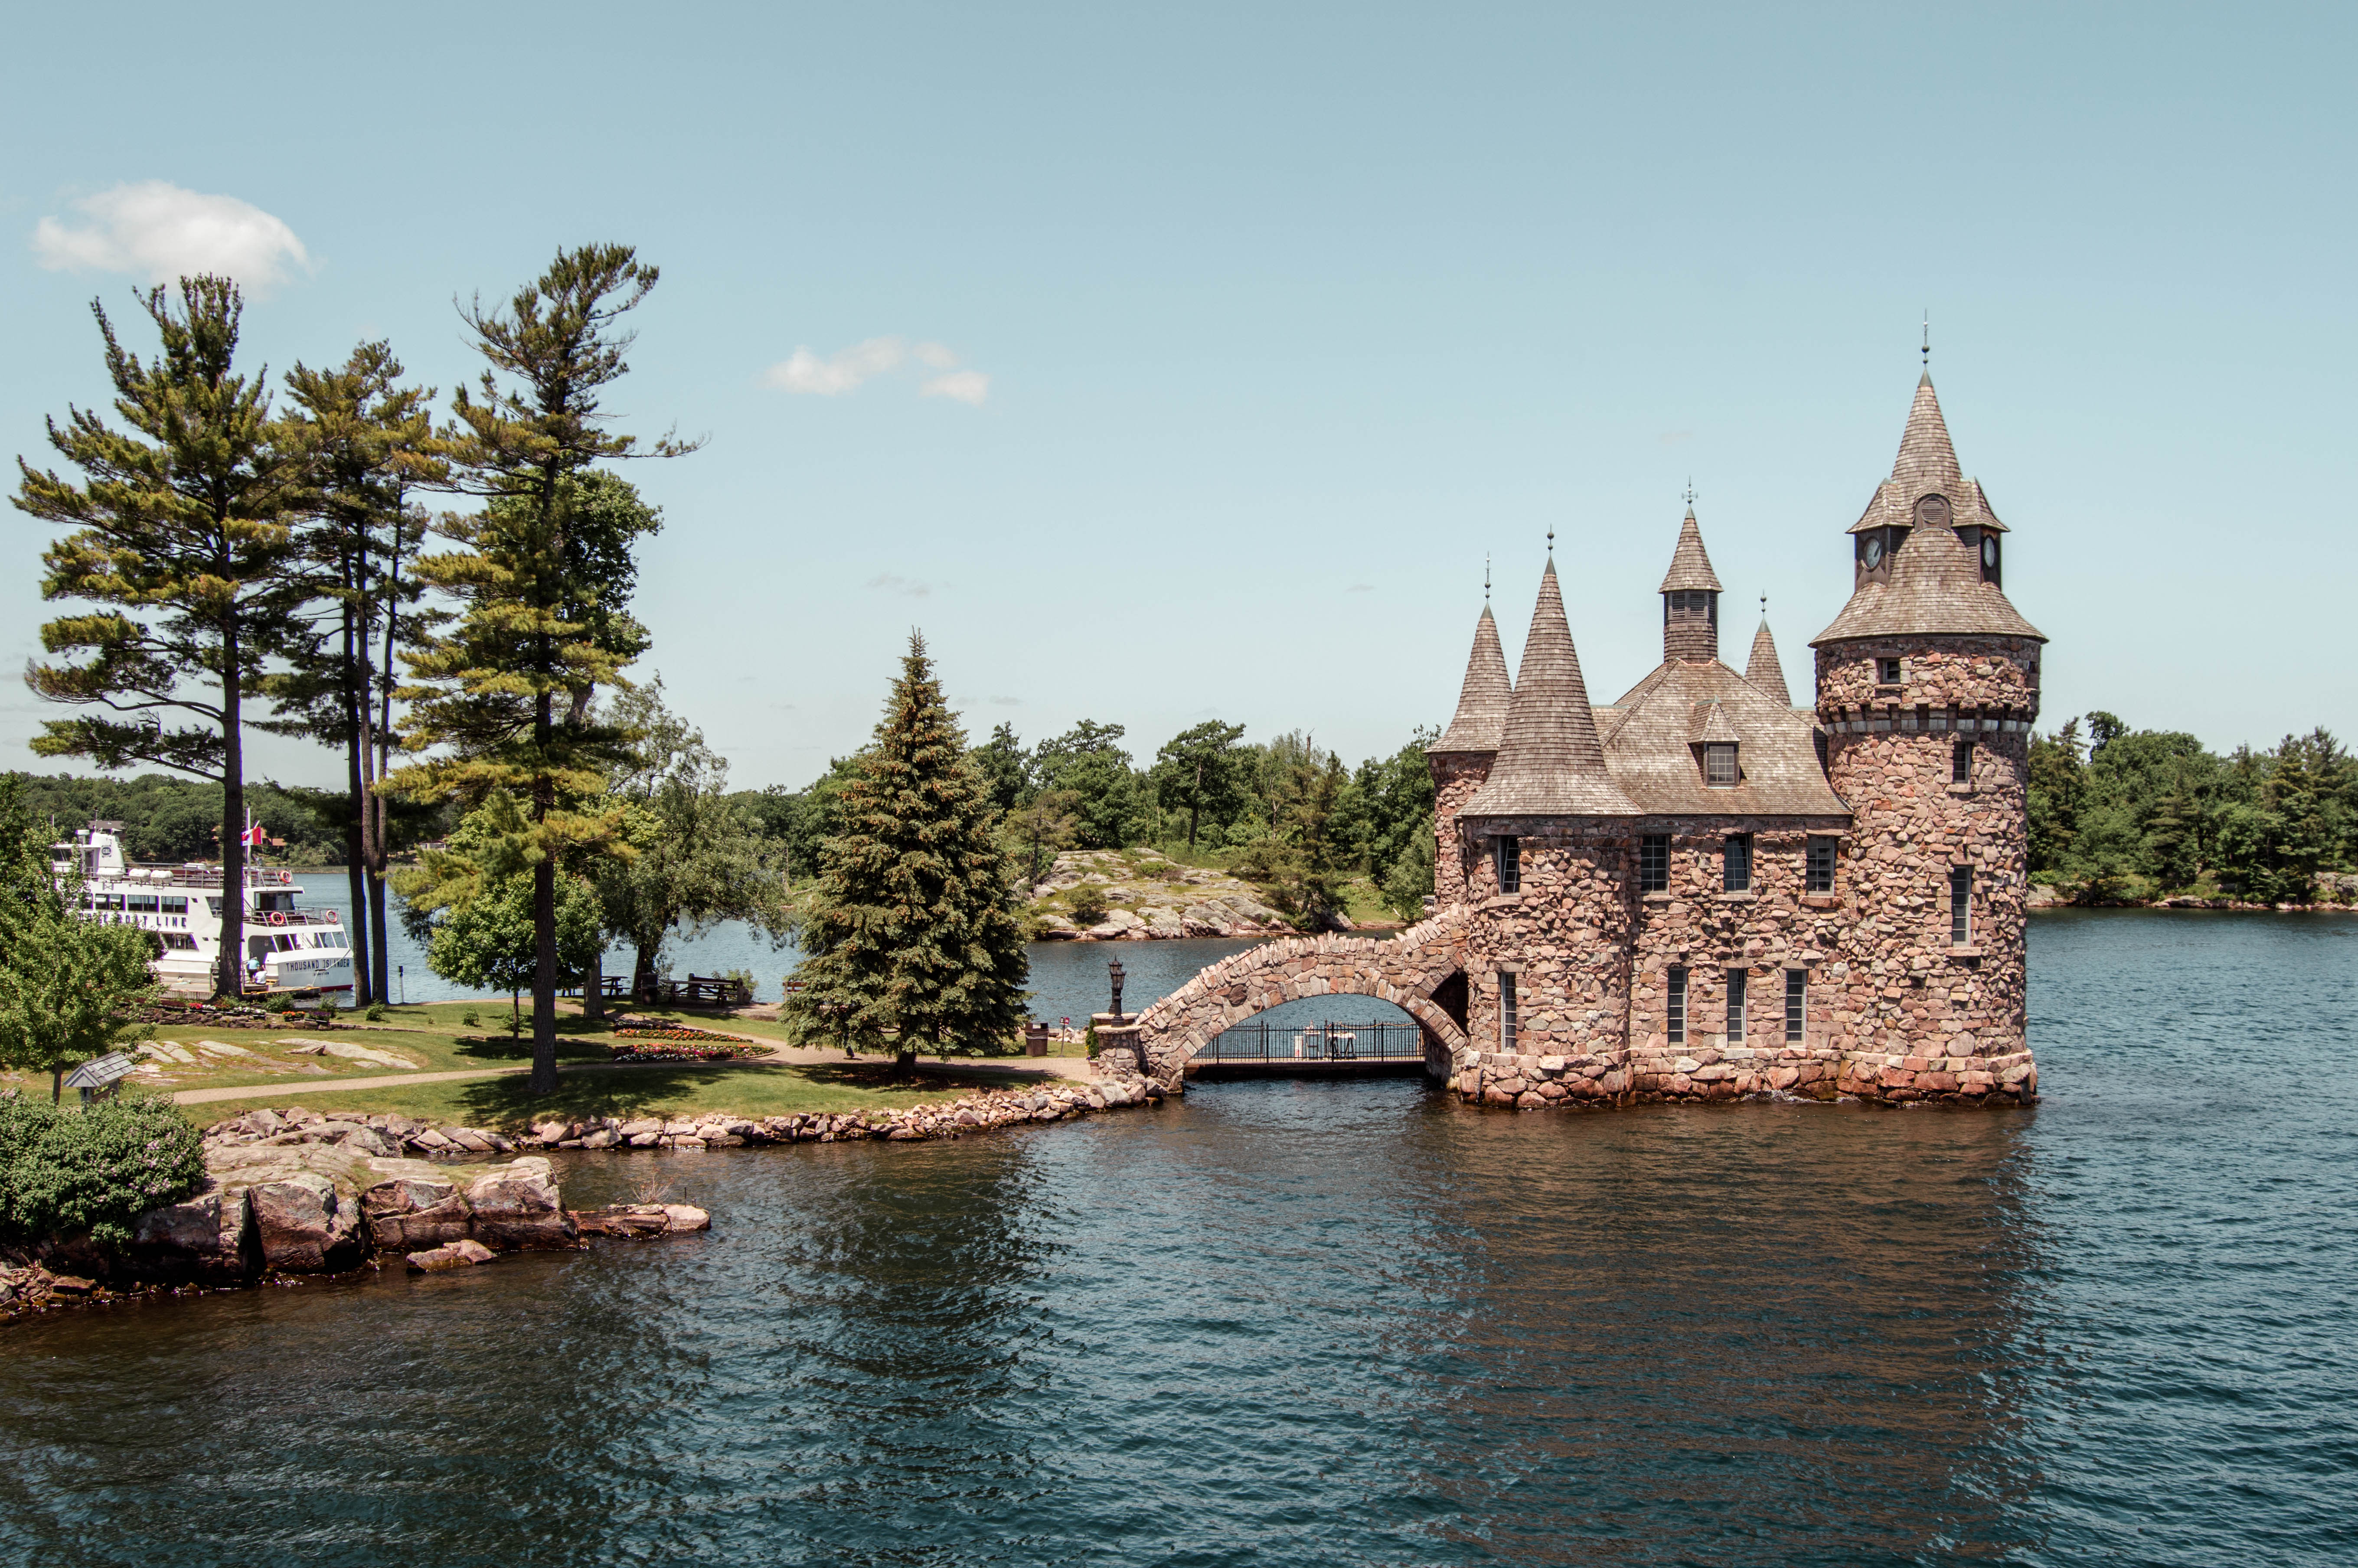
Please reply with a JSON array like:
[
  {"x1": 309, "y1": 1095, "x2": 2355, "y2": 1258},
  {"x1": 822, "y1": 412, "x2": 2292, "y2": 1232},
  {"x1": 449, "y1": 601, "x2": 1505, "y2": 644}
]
[
  {"x1": 1431, "y1": 604, "x2": 1512, "y2": 753},
  {"x1": 1463, "y1": 559, "x2": 1638, "y2": 817},
  {"x1": 1744, "y1": 617, "x2": 1791, "y2": 703},
  {"x1": 1813, "y1": 372, "x2": 2047, "y2": 646},
  {"x1": 1602, "y1": 659, "x2": 1849, "y2": 817},
  {"x1": 1657, "y1": 506, "x2": 1724, "y2": 592}
]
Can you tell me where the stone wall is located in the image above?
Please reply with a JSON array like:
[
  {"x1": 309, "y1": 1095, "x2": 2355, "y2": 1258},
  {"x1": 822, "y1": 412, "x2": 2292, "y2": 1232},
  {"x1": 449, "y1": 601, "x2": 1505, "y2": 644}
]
[
  {"x1": 1427, "y1": 752, "x2": 1494, "y2": 907},
  {"x1": 1816, "y1": 635, "x2": 2034, "y2": 1068}
]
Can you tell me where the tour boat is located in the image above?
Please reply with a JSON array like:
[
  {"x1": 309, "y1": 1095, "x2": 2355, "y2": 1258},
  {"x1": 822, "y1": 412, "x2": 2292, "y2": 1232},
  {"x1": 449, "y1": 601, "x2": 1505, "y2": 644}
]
[{"x1": 49, "y1": 823, "x2": 355, "y2": 997}]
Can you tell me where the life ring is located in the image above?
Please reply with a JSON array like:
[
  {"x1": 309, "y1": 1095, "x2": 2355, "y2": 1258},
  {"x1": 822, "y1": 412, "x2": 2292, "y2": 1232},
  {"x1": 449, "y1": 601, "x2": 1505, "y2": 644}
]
[
  {"x1": 268, "y1": 911, "x2": 287, "y2": 927},
  {"x1": 324, "y1": 911, "x2": 339, "y2": 924}
]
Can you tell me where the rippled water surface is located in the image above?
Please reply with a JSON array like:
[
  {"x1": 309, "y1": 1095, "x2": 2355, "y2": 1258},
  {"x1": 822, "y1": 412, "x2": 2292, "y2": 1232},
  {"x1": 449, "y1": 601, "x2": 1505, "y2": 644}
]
[{"x1": 3, "y1": 910, "x2": 2354, "y2": 1565}]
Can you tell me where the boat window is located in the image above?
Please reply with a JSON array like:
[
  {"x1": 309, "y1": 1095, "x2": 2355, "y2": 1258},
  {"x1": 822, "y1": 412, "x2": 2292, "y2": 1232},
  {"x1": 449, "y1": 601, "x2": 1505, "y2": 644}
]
[
  {"x1": 162, "y1": 896, "x2": 188, "y2": 915},
  {"x1": 128, "y1": 894, "x2": 158, "y2": 914},
  {"x1": 161, "y1": 933, "x2": 199, "y2": 950},
  {"x1": 207, "y1": 898, "x2": 223, "y2": 917}
]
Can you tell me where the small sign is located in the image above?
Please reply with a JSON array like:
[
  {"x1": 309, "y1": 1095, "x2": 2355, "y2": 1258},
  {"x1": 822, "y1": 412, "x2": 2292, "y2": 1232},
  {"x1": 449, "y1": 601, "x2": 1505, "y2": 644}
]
[{"x1": 64, "y1": 1052, "x2": 138, "y2": 1089}]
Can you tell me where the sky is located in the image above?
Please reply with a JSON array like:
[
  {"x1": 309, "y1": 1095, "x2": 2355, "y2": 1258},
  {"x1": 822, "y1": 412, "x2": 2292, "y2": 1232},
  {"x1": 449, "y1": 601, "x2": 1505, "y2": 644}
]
[{"x1": 2, "y1": 3, "x2": 2351, "y2": 792}]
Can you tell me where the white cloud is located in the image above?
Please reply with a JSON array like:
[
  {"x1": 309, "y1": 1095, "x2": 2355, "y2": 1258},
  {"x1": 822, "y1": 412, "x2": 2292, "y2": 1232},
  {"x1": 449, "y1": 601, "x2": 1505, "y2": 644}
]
[
  {"x1": 32, "y1": 181, "x2": 311, "y2": 293},
  {"x1": 920, "y1": 369, "x2": 990, "y2": 406},
  {"x1": 864, "y1": 573, "x2": 931, "y2": 598},
  {"x1": 764, "y1": 336, "x2": 990, "y2": 405}
]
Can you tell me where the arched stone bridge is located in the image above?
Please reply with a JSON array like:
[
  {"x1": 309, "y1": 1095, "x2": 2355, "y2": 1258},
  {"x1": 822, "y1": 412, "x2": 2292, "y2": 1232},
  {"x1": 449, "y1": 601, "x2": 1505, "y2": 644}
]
[{"x1": 1118, "y1": 910, "x2": 1470, "y2": 1085}]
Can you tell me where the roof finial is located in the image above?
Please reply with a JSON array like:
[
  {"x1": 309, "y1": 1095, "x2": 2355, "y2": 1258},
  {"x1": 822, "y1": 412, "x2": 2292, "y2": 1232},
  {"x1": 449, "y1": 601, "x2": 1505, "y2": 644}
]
[
  {"x1": 1682, "y1": 477, "x2": 1697, "y2": 509},
  {"x1": 1545, "y1": 527, "x2": 1555, "y2": 555},
  {"x1": 1484, "y1": 554, "x2": 1491, "y2": 604},
  {"x1": 1760, "y1": 591, "x2": 1767, "y2": 617},
  {"x1": 1922, "y1": 310, "x2": 1930, "y2": 367}
]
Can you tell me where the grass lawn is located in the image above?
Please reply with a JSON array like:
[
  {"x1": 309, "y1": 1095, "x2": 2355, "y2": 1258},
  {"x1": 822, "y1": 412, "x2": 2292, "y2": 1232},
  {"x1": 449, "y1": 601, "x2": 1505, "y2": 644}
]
[{"x1": 0, "y1": 997, "x2": 1081, "y2": 1131}]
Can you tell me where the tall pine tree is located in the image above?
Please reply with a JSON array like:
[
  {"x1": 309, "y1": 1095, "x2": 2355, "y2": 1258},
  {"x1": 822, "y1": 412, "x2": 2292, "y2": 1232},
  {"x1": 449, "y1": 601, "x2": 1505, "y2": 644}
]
[
  {"x1": 13, "y1": 276, "x2": 307, "y2": 998},
  {"x1": 785, "y1": 634, "x2": 1029, "y2": 1068},
  {"x1": 393, "y1": 246, "x2": 689, "y2": 1094}
]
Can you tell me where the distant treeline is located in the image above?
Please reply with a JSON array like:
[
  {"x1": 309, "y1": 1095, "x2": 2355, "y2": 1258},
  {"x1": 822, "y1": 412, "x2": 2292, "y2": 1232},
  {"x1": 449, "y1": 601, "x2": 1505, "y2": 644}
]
[
  {"x1": 8, "y1": 772, "x2": 454, "y2": 869},
  {"x1": 735, "y1": 719, "x2": 1440, "y2": 922},
  {"x1": 2029, "y1": 715, "x2": 2357, "y2": 902}
]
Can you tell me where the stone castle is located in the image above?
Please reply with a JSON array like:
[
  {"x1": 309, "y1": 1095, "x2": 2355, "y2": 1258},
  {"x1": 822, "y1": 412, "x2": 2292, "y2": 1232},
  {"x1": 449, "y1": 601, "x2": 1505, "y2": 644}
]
[
  {"x1": 1121, "y1": 369, "x2": 2044, "y2": 1107},
  {"x1": 1426, "y1": 367, "x2": 2044, "y2": 1107}
]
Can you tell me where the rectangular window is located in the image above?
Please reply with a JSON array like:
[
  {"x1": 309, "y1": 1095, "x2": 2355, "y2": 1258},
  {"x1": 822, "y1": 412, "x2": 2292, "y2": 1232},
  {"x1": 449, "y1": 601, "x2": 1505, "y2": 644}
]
[
  {"x1": 161, "y1": 933, "x2": 199, "y2": 951},
  {"x1": 1725, "y1": 969, "x2": 1747, "y2": 1043},
  {"x1": 1953, "y1": 739, "x2": 1974, "y2": 784},
  {"x1": 1499, "y1": 973, "x2": 1519, "y2": 1048},
  {"x1": 206, "y1": 897, "x2": 223, "y2": 917},
  {"x1": 1495, "y1": 835, "x2": 1521, "y2": 894},
  {"x1": 1806, "y1": 836, "x2": 1837, "y2": 893},
  {"x1": 1878, "y1": 656, "x2": 1904, "y2": 685},
  {"x1": 161, "y1": 895, "x2": 187, "y2": 915},
  {"x1": 1666, "y1": 967, "x2": 1686, "y2": 1045},
  {"x1": 1722, "y1": 834, "x2": 1752, "y2": 892},
  {"x1": 1784, "y1": 970, "x2": 1806, "y2": 1044},
  {"x1": 1951, "y1": 865, "x2": 1973, "y2": 945},
  {"x1": 1639, "y1": 834, "x2": 1669, "y2": 892},
  {"x1": 1704, "y1": 743, "x2": 1738, "y2": 787},
  {"x1": 127, "y1": 894, "x2": 158, "y2": 914}
]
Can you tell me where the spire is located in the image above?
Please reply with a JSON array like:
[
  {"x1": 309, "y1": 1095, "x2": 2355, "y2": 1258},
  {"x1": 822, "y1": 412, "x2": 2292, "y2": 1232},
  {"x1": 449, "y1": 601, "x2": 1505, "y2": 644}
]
[
  {"x1": 1744, "y1": 615, "x2": 1791, "y2": 704},
  {"x1": 1657, "y1": 508, "x2": 1723, "y2": 593},
  {"x1": 1464, "y1": 561, "x2": 1637, "y2": 817},
  {"x1": 1891, "y1": 373, "x2": 1965, "y2": 495},
  {"x1": 1432, "y1": 601, "x2": 1512, "y2": 753}
]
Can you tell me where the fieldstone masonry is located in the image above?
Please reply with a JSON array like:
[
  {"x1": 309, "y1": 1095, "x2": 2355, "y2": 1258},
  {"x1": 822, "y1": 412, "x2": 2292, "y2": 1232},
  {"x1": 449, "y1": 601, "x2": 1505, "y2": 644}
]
[{"x1": 1146, "y1": 369, "x2": 2045, "y2": 1111}]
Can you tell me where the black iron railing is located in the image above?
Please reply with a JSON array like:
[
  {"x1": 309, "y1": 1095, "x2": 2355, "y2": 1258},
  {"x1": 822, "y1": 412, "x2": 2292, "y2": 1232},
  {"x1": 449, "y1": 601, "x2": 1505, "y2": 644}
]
[{"x1": 1200, "y1": 1019, "x2": 1425, "y2": 1063}]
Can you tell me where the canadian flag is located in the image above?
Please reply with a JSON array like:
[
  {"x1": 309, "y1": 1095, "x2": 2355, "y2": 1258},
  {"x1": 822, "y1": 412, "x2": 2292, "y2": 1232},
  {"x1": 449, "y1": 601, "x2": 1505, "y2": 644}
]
[{"x1": 241, "y1": 822, "x2": 266, "y2": 847}]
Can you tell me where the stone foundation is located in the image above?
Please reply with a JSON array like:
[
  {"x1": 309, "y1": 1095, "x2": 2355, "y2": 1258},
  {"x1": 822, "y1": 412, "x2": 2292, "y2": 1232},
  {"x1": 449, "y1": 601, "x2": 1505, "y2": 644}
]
[{"x1": 1447, "y1": 1042, "x2": 2036, "y2": 1107}]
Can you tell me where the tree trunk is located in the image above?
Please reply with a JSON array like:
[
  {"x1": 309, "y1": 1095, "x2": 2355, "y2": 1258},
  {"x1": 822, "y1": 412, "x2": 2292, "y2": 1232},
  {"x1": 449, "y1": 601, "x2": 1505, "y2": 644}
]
[
  {"x1": 51, "y1": 1068, "x2": 62, "y2": 1106},
  {"x1": 367, "y1": 872, "x2": 391, "y2": 1005},
  {"x1": 370, "y1": 539, "x2": 401, "y2": 1004},
  {"x1": 583, "y1": 948, "x2": 605, "y2": 1021},
  {"x1": 220, "y1": 621, "x2": 246, "y2": 1001},
  {"x1": 530, "y1": 855, "x2": 557, "y2": 1094},
  {"x1": 633, "y1": 940, "x2": 660, "y2": 1005}
]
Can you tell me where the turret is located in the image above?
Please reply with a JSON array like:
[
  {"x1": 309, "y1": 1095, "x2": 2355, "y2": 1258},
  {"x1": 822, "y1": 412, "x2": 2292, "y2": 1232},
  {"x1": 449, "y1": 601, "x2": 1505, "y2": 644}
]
[
  {"x1": 1810, "y1": 368, "x2": 2046, "y2": 1074},
  {"x1": 1425, "y1": 598, "x2": 1512, "y2": 906},
  {"x1": 1659, "y1": 506, "x2": 1723, "y2": 663},
  {"x1": 1744, "y1": 615, "x2": 1791, "y2": 705}
]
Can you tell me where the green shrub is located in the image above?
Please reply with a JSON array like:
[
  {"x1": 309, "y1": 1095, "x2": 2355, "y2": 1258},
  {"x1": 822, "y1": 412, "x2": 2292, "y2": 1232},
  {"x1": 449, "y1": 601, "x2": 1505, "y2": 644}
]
[
  {"x1": 362, "y1": 1002, "x2": 388, "y2": 1022},
  {"x1": 0, "y1": 1091, "x2": 206, "y2": 1248},
  {"x1": 1068, "y1": 884, "x2": 1109, "y2": 926},
  {"x1": 461, "y1": 1007, "x2": 480, "y2": 1029}
]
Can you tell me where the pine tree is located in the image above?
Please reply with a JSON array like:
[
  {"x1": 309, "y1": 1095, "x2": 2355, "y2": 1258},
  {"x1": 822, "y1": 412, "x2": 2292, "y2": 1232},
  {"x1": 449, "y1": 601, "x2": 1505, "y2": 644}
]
[
  {"x1": 266, "y1": 340, "x2": 442, "y2": 1004},
  {"x1": 784, "y1": 634, "x2": 1029, "y2": 1068},
  {"x1": 13, "y1": 277, "x2": 307, "y2": 998},
  {"x1": 392, "y1": 247, "x2": 690, "y2": 1094},
  {"x1": 0, "y1": 780, "x2": 156, "y2": 1102}
]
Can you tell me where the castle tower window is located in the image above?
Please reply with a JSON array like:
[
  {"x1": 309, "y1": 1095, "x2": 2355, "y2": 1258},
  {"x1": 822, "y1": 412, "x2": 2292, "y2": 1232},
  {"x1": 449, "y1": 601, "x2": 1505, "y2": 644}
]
[
  {"x1": 1499, "y1": 972, "x2": 1519, "y2": 1048},
  {"x1": 1952, "y1": 739, "x2": 1975, "y2": 784},
  {"x1": 1784, "y1": 970, "x2": 1806, "y2": 1043},
  {"x1": 1666, "y1": 967, "x2": 1687, "y2": 1045},
  {"x1": 1722, "y1": 834, "x2": 1753, "y2": 892},
  {"x1": 1639, "y1": 834, "x2": 1669, "y2": 892},
  {"x1": 1725, "y1": 969, "x2": 1747, "y2": 1043},
  {"x1": 1495, "y1": 835, "x2": 1521, "y2": 894},
  {"x1": 1877, "y1": 656, "x2": 1904, "y2": 686},
  {"x1": 1950, "y1": 865, "x2": 1973, "y2": 945},
  {"x1": 1704, "y1": 743, "x2": 1739, "y2": 787},
  {"x1": 1806, "y1": 836, "x2": 1837, "y2": 893}
]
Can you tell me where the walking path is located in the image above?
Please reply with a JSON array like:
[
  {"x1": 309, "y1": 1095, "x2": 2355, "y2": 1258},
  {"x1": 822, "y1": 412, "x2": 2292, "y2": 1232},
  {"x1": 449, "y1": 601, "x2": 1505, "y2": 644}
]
[{"x1": 172, "y1": 1046, "x2": 1095, "y2": 1106}]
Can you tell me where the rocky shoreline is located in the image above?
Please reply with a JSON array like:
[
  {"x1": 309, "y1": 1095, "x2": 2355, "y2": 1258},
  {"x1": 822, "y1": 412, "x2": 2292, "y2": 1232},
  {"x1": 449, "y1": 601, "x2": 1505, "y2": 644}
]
[{"x1": 1, "y1": 1070, "x2": 1170, "y2": 1319}]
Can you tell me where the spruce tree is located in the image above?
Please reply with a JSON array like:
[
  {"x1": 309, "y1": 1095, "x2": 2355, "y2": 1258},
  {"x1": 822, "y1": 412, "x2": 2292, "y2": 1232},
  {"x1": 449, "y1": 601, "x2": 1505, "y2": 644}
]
[
  {"x1": 13, "y1": 277, "x2": 306, "y2": 998},
  {"x1": 785, "y1": 634, "x2": 1029, "y2": 1068}
]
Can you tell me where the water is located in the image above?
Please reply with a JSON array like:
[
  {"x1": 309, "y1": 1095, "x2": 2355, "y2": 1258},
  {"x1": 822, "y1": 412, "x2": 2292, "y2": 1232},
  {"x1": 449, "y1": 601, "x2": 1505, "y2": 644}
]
[{"x1": 3, "y1": 909, "x2": 2353, "y2": 1564}]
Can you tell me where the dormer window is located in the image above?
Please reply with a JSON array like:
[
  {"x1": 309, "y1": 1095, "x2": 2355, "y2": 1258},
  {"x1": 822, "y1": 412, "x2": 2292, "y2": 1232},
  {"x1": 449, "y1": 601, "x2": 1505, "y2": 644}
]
[
  {"x1": 1979, "y1": 531, "x2": 2002, "y2": 586},
  {"x1": 1704, "y1": 743, "x2": 1738, "y2": 787}
]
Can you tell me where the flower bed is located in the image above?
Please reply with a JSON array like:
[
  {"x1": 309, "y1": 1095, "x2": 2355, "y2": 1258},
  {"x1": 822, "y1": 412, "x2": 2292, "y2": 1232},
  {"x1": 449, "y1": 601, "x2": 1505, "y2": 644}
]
[
  {"x1": 613, "y1": 1026, "x2": 746, "y2": 1043},
  {"x1": 608, "y1": 1028, "x2": 766, "y2": 1065}
]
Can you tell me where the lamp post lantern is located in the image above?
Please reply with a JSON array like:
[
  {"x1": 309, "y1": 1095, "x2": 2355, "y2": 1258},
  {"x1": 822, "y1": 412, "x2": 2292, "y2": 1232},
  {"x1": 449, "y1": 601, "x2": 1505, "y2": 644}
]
[{"x1": 1107, "y1": 957, "x2": 1126, "y2": 1022}]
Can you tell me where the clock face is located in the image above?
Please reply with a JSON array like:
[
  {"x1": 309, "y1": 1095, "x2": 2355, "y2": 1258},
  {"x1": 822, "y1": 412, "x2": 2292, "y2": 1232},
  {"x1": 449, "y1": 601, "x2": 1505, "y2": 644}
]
[
  {"x1": 1863, "y1": 536, "x2": 1885, "y2": 570},
  {"x1": 1982, "y1": 536, "x2": 1999, "y2": 568}
]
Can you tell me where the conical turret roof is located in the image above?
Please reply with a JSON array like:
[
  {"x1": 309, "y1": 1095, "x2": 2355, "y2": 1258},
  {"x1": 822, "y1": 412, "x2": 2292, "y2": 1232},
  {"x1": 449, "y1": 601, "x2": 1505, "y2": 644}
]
[
  {"x1": 1431, "y1": 604, "x2": 1512, "y2": 753},
  {"x1": 1744, "y1": 617, "x2": 1791, "y2": 704},
  {"x1": 1658, "y1": 507, "x2": 1724, "y2": 592},
  {"x1": 1463, "y1": 559, "x2": 1638, "y2": 817},
  {"x1": 1814, "y1": 372, "x2": 2045, "y2": 646}
]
